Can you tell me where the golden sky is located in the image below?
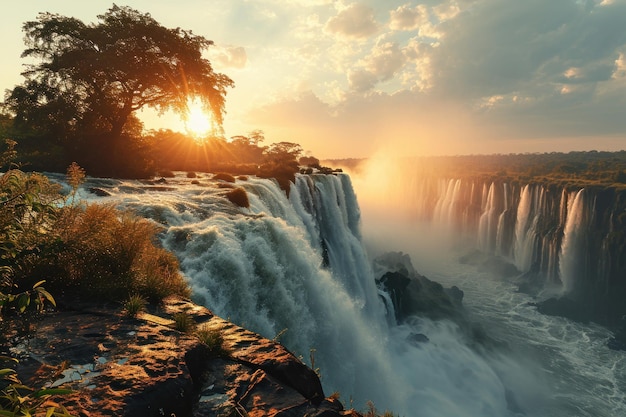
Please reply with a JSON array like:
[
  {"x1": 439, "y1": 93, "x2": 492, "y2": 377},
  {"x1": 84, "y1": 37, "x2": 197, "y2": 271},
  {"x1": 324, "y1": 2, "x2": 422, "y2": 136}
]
[{"x1": 2, "y1": 0, "x2": 626, "y2": 158}]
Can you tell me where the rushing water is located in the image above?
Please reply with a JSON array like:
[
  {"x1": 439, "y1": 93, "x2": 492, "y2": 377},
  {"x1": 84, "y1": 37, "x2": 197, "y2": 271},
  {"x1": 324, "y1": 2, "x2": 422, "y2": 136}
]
[
  {"x1": 59, "y1": 170, "x2": 626, "y2": 416},
  {"x1": 352, "y1": 158, "x2": 626, "y2": 417}
]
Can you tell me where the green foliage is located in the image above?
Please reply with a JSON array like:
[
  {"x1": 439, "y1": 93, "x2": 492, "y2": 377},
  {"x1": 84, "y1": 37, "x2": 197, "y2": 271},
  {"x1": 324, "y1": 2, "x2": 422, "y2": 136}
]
[
  {"x1": 1, "y1": 145, "x2": 189, "y2": 305},
  {"x1": 1, "y1": 141, "x2": 60, "y2": 310},
  {"x1": 173, "y1": 312, "x2": 196, "y2": 333},
  {"x1": 195, "y1": 325, "x2": 230, "y2": 357},
  {"x1": 123, "y1": 294, "x2": 147, "y2": 318},
  {"x1": 0, "y1": 356, "x2": 74, "y2": 416},
  {"x1": 225, "y1": 188, "x2": 250, "y2": 208}
]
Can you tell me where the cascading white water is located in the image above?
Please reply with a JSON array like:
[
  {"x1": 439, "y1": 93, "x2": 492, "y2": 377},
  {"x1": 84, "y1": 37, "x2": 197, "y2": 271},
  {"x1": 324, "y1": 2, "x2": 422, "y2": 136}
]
[
  {"x1": 65, "y1": 172, "x2": 522, "y2": 417},
  {"x1": 513, "y1": 184, "x2": 539, "y2": 272},
  {"x1": 478, "y1": 182, "x2": 499, "y2": 252},
  {"x1": 559, "y1": 189, "x2": 587, "y2": 294}
]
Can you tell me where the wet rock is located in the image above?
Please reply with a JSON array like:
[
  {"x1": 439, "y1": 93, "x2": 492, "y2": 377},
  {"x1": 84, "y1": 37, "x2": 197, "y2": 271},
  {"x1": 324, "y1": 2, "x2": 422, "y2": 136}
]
[
  {"x1": 374, "y1": 251, "x2": 463, "y2": 322},
  {"x1": 88, "y1": 187, "x2": 111, "y2": 197}
]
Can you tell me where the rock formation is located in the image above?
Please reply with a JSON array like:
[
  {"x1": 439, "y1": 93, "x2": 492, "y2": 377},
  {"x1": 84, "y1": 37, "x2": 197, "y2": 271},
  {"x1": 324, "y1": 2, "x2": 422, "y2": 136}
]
[{"x1": 4, "y1": 296, "x2": 360, "y2": 416}]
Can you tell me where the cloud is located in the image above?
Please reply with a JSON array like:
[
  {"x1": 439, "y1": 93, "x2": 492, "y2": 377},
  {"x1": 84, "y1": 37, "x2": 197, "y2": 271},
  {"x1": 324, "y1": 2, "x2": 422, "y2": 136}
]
[
  {"x1": 389, "y1": 4, "x2": 428, "y2": 31},
  {"x1": 209, "y1": 0, "x2": 626, "y2": 156},
  {"x1": 348, "y1": 39, "x2": 407, "y2": 91},
  {"x1": 325, "y1": 3, "x2": 378, "y2": 39},
  {"x1": 208, "y1": 45, "x2": 247, "y2": 69},
  {"x1": 430, "y1": 0, "x2": 626, "y2": 99}
]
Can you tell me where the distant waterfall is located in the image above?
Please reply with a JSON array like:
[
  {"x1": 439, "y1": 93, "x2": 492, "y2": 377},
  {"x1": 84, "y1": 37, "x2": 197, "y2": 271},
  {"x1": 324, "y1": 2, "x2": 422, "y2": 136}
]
[
  {"x1": 513, "y1": 184, "x2": 536, "y2": 272},
  {"x1": 389, "y1": 174, "x2": 625, "y2": 299},
  {"x1": 558, "y1": 189, "x2": 588, "y2": 294}
]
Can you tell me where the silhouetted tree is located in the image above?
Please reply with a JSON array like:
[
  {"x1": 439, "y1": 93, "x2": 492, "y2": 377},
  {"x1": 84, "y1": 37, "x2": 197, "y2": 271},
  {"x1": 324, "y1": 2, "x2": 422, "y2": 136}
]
[
  {"x1": 263, "y1": 141, "x2": 303, "y2": 165},
  {"x1": 3, "y1": 5, "x2": 233, "y2": 177}
]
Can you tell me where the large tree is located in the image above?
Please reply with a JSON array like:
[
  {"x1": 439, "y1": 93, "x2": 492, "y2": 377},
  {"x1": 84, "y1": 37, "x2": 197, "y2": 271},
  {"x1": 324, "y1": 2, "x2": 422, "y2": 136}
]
[{"x1": 4, "y1": 5, "x2": 233, "y2": 172}]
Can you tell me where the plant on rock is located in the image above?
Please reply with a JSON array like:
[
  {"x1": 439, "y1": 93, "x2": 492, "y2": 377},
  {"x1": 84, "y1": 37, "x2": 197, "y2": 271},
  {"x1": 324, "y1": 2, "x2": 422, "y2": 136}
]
[{"x1": 0, "y1": 356, "x2": 74, "y2": 416}]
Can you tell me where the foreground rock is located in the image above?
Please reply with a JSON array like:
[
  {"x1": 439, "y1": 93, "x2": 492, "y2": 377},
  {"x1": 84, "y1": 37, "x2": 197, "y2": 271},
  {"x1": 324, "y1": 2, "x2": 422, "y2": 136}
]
[{"x1": 4, "y1": 296, "x2": 360, "y2": 416}]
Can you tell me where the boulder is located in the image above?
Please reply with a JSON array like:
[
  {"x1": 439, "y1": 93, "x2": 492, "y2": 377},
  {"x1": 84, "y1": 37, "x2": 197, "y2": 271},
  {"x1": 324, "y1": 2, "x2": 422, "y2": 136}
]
[{"x1": 374, "y1": 251, "x2": 463, "y2": 322}]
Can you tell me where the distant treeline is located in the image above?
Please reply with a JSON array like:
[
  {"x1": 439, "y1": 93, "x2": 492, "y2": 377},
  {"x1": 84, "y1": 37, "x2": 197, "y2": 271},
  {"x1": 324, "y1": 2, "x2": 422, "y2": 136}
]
[
  {"x1": 326, "y1": 151, "x2": 626, "y2": 189},
  {"x1": 0, "y1": 119, "x2": 319, "y2": 190}
]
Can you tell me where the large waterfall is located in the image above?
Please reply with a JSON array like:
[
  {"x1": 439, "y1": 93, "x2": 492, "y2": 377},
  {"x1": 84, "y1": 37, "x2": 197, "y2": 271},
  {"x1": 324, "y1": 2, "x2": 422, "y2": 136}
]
[
  {"x1": 356, "y1": 168, "x2": 624, "y2": 314},
  {"x1": 350, "y1": 156, "x2": 626, "y2": 417},
  {"x1": 66, "y1": 172, "x2": 534, "y2": 417}
]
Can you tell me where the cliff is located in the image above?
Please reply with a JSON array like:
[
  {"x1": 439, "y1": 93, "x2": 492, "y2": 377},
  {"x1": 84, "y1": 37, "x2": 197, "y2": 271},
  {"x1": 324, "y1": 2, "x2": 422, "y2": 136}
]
[
  {"x1": 402, "y1": 177, "x2": 626, "y2": 328},
  {"x1": 4, "y1": 296, "x2": 359, "y2": 416}
]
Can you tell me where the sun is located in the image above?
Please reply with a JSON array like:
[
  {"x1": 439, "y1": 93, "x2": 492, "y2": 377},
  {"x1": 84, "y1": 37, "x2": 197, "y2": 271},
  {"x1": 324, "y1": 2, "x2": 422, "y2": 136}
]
[{"x1": 184, "y1": 100, "x2": 213, "y2": 138}]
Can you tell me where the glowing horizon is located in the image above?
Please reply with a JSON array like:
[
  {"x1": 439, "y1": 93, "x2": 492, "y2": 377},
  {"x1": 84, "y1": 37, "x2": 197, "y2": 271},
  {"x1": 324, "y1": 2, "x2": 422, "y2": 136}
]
[{"x1": 2, "y1": 1, "x2": 626, "y2": 159}]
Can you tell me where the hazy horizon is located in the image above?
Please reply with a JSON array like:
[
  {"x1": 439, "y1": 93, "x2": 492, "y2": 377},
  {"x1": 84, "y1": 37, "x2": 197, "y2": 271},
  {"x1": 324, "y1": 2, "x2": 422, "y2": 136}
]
[{"x1": 2, "y1": 0, "x2": 625, "y2": 159}]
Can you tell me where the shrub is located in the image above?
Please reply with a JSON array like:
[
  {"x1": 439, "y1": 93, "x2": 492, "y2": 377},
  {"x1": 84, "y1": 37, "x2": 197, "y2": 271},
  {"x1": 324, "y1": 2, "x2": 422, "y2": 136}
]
[
  {"x1": 196, "y1": 324, "x2": 230, "y2": 356},
  {"x1": 213, "y1": 172, "x2": 236, "y2": 182},
  {"x1": 225, "y1": 187, "x2": 250, "y2": 208},
  {"x1": 123, "y1": 294, "x2": 147, "y2": 318},
  {"x1": 24, "y1": 203, "x2": 190, "y2": 302},
  {"x1": 173, "y1": 312, "x2": 196, "y2": 333}
]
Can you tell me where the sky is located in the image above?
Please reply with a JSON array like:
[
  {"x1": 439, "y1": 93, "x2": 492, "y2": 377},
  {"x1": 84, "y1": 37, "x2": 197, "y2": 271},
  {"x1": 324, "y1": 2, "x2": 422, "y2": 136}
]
[{"x1": 1, "y1": 0, "x2": 626, "y2": 159}]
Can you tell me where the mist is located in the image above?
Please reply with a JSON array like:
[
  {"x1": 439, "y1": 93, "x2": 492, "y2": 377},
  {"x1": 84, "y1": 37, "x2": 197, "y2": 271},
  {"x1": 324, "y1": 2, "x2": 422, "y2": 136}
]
[{"x1": 348, "y1": 153, "x2": 626, "y2": 417}]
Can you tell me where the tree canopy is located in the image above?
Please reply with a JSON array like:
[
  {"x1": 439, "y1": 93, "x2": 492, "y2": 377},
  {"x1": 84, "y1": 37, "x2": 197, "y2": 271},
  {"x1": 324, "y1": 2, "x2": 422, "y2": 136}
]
[{"x1": 3, "y1": 5, "x2": 233, "y2": 176}]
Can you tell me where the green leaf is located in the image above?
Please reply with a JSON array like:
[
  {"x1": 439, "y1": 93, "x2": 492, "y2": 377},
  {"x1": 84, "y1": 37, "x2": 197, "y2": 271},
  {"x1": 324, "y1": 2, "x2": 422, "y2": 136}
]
[
  {"x1": 35, "y1": 288, "x2": 56, "y2": 307},
  {"x1": 0, "y1": 368, "x2": 17, "y2": 375},
  {"x1": 33, "y1": 389, "x2": 73, "y2": 398},
  {"x1": 17, "y1": 293, "x2": 31, "y2": 313}
]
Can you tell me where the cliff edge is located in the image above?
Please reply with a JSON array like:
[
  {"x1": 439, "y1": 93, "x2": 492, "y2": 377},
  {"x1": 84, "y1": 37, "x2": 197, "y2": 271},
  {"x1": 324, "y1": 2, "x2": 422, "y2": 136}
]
[{"x1": 4, "y1": 296, "x2": 359, "y2": 416}]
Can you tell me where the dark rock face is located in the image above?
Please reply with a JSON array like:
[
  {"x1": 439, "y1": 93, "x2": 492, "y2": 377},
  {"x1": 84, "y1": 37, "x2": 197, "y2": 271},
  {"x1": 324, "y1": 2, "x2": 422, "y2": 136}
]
[
  {"x1": 87, "y1": 187, "x2": 112, "y2": 197},
  {"x1": 5, "y1": 297, "x2": 359, "y2": 417},
  {"x1": 374, "y1": 251, "x2": 463, "y2": 322}
]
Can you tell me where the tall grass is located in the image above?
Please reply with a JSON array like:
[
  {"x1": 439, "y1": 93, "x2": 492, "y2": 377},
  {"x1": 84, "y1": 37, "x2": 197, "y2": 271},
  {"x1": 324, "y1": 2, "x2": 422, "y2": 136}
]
[{"x1": 45, "y1": 204, "x2": 190, "y2": 301}]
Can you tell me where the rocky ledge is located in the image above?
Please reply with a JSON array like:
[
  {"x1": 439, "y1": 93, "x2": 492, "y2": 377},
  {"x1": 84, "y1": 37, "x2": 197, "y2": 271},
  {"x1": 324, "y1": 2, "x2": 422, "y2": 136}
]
[{"x1": 4, "y1": 296, "x2": 360, "y2": 416}]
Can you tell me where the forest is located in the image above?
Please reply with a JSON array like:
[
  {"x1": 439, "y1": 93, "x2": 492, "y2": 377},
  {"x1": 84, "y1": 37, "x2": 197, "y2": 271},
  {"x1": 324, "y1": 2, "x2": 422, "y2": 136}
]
[{"x1": 328, "y1": 150, "x2": 626, "y2": 190}]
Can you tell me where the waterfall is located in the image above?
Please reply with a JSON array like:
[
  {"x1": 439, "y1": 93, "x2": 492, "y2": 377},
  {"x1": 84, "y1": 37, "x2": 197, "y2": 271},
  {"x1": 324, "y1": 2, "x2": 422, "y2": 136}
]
[
  {"x1": 558, "y1": 189, "x2": 587, "y2": 294},
  {"x1": 514, "y1": 184, "x2": 535, "y2": 271},
  {"x1": 478, "y1": 182, "x2": 500, "y2": 252},
  {"x1": 64, "y1": 172, "x2": 519, "y2": 417},
  {"x1": 374, "y1": 170, "x2": 622, "y2": 307}
]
